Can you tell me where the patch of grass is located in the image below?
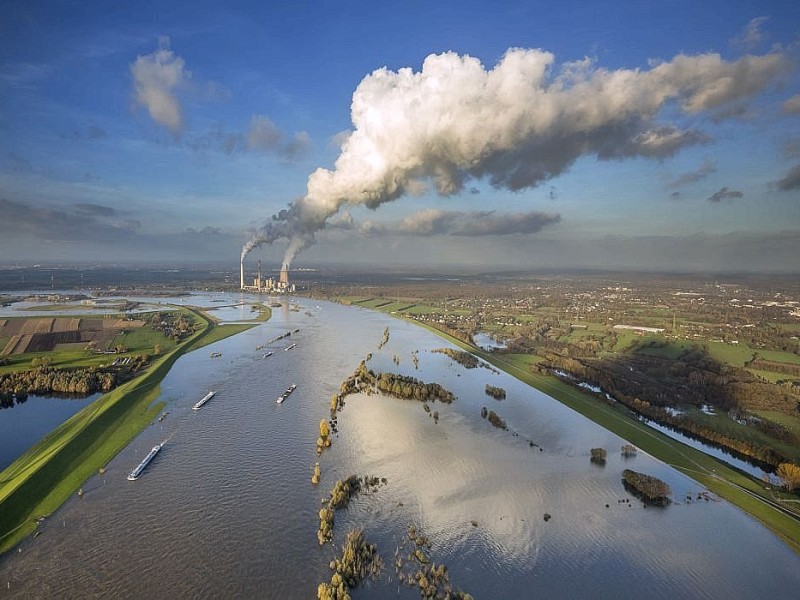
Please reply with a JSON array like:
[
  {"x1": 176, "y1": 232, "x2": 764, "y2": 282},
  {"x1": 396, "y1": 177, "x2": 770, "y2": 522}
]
[
  {"x1": 403, "y1": 304, "x2": 443, "y2": 315},
  {"x1": 633, "y1": 340, "x2": 694, "y2": 360},
  {"x1": 747, "y1": 369, "x2": 793, "y2": 383},
  {"x1": 118, "y1": 326, "x2": 177, "y2": 355},
  {"x1": 353, "y1": 298, "x2": 391, "y2": 309},
  {"x1": 252, "y1": 305, "x2": 272, "y2": 322},
  {"x1": 193, "y1": 323, "x2": 254, "y2": 350},
  {"x1": 684, "y1": 408, "x2": 800, "y2": 464},
  {"x1": 0, "y1": 348, "x2": 111, "y2": 375},
  {"x1": 500, "y1": 353, "x2": 544, "y2": 370},
  {"x1": 705, "y1": 342, "x2": 755, "y2": 367},
  {"x1": 757, "y1": 349, "x2": 800, "y2": 365},
  {"x1": 374, "y1": 301, "x2": 415, "y2": 313},
  {"x1": 753, "y1": 411, "x2": 800, "y2": 435}
]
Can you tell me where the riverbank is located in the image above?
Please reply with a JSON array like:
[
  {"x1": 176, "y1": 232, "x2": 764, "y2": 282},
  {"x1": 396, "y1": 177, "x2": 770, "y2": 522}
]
[
  {"x1": 380, "y1": 313, "x2": 800, "y2": 554},
  {"x1": 0, "y1": 306, "x2": 257, "y2": 555}
]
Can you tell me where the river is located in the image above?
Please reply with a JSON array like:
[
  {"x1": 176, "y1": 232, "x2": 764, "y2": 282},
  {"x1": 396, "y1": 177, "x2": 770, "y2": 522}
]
[{"x1": 0, "y1": 295, "x2": 798, "y2": 598}]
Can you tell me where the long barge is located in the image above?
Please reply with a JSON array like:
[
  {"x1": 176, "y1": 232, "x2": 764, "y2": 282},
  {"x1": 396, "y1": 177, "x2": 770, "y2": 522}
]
[
  {"x1": 192, "y1": 391, "x2": 216, "y2": 411},
  {"x1": 276, "y1": 384, "x2": 297, "y2": 404},
  {"x1": 127, "y1": 443, "x2": 163, "y2": 480}
]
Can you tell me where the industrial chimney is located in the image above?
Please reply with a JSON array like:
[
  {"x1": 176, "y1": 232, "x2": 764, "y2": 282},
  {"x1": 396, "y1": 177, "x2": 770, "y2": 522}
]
[
  {"x1": 280, "y1": 266, "x2": 289, "y2": 287},
  {"x1": 240, "y1": 259, "x2": 245, "y2": 290}
]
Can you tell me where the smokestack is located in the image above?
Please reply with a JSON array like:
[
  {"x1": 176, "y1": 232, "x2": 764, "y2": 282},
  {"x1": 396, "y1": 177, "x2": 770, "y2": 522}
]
[{"x1": 240, "y1": 259, "x2": 245, "y2": 290}]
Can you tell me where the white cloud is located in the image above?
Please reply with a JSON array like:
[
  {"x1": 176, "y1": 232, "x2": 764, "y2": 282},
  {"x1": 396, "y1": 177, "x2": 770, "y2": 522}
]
[
  {"x1": 731, "y1": 16, "x2": 769, "y2": 50},
  {"x1": 130, "y1": 38, "x2": 189, "y2": 133}
]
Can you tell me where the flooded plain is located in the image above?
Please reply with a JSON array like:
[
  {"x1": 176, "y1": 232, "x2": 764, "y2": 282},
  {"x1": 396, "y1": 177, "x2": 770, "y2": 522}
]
[{"x1": 0, "y1": 296, "x2": 798, "y2": 598}]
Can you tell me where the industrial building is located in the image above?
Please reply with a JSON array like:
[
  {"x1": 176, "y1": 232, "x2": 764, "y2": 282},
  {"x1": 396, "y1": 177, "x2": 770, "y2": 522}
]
[{"x1": 240, "y1": 259, "x2": 294, "y2": 293}]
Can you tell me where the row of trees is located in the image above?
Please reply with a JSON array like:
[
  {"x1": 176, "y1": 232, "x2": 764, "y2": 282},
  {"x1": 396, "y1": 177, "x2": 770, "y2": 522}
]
[
  {"x1": 538, "y1": 353, "x2": 793, "y2": 468},
  {"x1": 0, "y1": 365, "x2": 116, "y2": 396},
  {"x1": 376, "y1": 372, "x2": 455, "y2": 403}
]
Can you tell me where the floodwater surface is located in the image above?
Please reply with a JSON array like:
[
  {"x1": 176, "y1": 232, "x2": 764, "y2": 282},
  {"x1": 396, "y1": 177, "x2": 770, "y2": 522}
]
[{"x1": 1, "y1": 296, "x2": 798, "y2": 599}]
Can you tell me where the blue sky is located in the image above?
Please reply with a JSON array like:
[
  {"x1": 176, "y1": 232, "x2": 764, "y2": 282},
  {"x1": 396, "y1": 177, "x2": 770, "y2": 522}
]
[{"x1": 1, "y1": 0, "x2": 799, "y2": 272}]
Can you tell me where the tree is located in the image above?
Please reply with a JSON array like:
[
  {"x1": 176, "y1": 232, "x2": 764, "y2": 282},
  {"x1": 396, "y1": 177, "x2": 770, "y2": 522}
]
[{"x1": 776, "y1": 462, "x2": 800, "y2": 492}]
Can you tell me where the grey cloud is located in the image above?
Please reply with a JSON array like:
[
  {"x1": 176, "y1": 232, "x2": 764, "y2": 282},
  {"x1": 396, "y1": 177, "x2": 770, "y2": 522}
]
[
  {"x1": 670, "y1": 191, "x2": 681, "y2": 199},
  {"x1": 710, "y1": 103, "x2": 750, "y2": 122},
  {"x1": 130, "y1": 38, "x2": 189, "y2": 133},
  {"x1": 247, "y1": 115, "x2": 282, "y2": 152},
  {"x1": 185, "y1": 226, "x2": 223, "y2": 235},
  {"x1": 731, "y1": 16, "x2": 769, "y2": 50},
  {"x1": 0, "y1": 198, "x2": 138, "y2": 242},
  {"x1": 775, "y1": 163, "x2": 800, "y2": 191},
  {"x1": 283, "y1": 131, "x2": 312, "y2": 160},
  {"x1": 668, "y1": 158, "x2": 716, "y2": 188},
  {"x1": 188, "y1": 124, "x2": 243, "y2": 155},
  {"x1": 245, "y1": 116, "x2": 310, "y2": 160},
  {"x1": 605, "y1": 127, "x2": 711, "y2": 159},
  {"x1": 708, "y1": 186, "x2": 744, "y2": 203},
  {"x1": 783, "y1": 95, "x2": 800, "y2": 115},
  {"x1": 73, "y1": 203, "x2": 117, "y2": 217},
  {"x1": 783, "y1": 139, "x2": 800, "y2": 159},
  {"x1": 326, "y1": 212, "x2": 356, "y2": 230},
  {"x1": 353, "y1": 209, "x2": 561, "y2": 237}
]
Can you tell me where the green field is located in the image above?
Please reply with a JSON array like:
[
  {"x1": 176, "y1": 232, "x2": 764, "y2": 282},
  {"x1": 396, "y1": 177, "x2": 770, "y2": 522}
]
[
  {"x1": 754, "y1": 411, "x2": 800, "y2": 435},
  {"x1": 757, "y1": 349, "x2": 800, "y2": 365},
  {"x1": 0, "y1": 307, "x2": 259, "y2": 554},
  {"x1": 118, "y1": 325, "x2": 178, "y2": 354},
  {"x1": 0, "y1": 347, "x2": 114, "y2": 374},
  {"x1": 705, "y1": 342, "x2": 756, "y2": 367},
  {"x1": 402, "y1": 304, "x2": 444, "y2": 315}
]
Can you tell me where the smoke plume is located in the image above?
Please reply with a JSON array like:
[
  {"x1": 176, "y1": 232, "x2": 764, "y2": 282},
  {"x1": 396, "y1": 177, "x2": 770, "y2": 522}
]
[{"x1": 242, "y1": 47, "x2": 787, "y2": 266}]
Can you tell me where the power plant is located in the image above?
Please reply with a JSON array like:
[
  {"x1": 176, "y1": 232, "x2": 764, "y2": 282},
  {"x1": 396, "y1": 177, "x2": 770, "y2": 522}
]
[{"x1": 240, "y1": 257, "x2": 294, "y2": 293}]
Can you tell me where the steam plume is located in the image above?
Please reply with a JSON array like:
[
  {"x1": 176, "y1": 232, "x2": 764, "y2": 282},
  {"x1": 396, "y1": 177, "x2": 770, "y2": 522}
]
[{"x1": 242, "y1": 47, "x2": 787, "y2": 266}]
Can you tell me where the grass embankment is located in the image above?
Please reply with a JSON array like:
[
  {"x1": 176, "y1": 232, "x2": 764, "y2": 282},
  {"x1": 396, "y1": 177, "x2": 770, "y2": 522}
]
[
  {"x1": 252, "y1": 305, "x2": 272, "y2": 322},
  {"x1": 0, "y1": 307, "x2": 258, "y2": 555},
  {"x1": 393, "y1": 316, "x2": 800, "y2": 554}
]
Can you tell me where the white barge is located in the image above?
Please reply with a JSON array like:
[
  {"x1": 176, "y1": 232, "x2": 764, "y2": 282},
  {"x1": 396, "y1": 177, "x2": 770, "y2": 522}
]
[
  {"x1": 127, "y1": 443, "x2": 163, "y2": 480},
  {"x1": 192, "y1": 391, "x2": 216, "y2": 411}
]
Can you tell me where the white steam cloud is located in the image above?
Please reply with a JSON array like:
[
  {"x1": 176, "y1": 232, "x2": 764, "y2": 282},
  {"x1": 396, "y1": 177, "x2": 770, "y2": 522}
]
[
  {"x1": 130, "y1": 37, "x2": 189, "y2": 133},
  {"x1": 243, "y1": 47, "x2": 788, "y2": 267}
]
